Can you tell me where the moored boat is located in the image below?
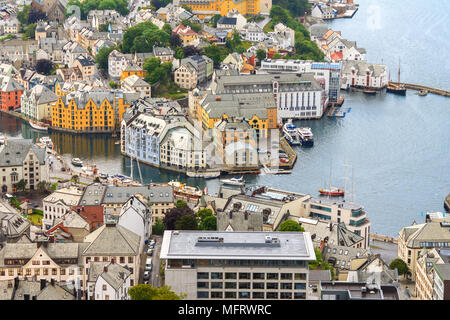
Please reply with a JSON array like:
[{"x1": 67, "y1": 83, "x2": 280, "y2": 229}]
[
  {"x1": 282, "y1": 120, "x2": 301, "y2": 145},
  {"x1": 363, "y1": 89, "x2": 377, "y2": 95},
  {"x1": 297, "y1": 127, "x2": 314, "y2": 147},
  {"x1": 29, "y1": 120, "x2": 49, "y2": 132},
  {"x1": 71, "y1": 158, "x2": 83, "y2": 167},
  {"x1": 39, "y1": 136, "x2": 53, "y2": 148},
  {"x1": 319, "y1": 187, "x2": 345, "y2": 196},
  {"x1": 418, "y1": 89, "x2": 428, "y2": 96},
  {"x1": 220, "y1": 176, "x2": 245, "y2": 186},
  {"x1": 186, "y1": 170, "x2": 221, "y2": 178}
]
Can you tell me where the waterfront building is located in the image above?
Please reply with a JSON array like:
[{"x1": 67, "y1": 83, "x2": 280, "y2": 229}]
[
  {"x1": 51, "y1": 90, "x2": 138, "y2": 133},
  {"x1": 311, "y1": 4, "x2": 336, "y2": 20},
  {"x1": 414, "y1": 248, "x2": 445, "y2": 300},
  {"x1": 341, "y1": 60, "x2": 387, "y2": 90},
  {"x1": 0, "y1": 139, "x2": 49, "y2": 194},
  {"x1": 159, "y1": 120, "x2": 207, "y2": 172},
  {"x1": 42, "y1": 186, "x2": 84, "y2": 231},
  {"x1": 20, "y1": 84, "x2": 58, "y2": 121},
  {"x1": 398, "y1": 221, "x2": 450, "y2": 281},
  {"x1": 160, "y1": 230, "x2": 316, "y2": 300},
  {"x1": 0, "y1": 75, "x2": 24, "y2": 111},
  {"x1": 205, "y1": 186, "x2": 371, "y2": 249},
  {"x1": 177, "y1": 0, "x2": 263, "y2": 19},
  {"x1": 259, "y1": 59, "x2": 342, "y2": 103},
  {"x1": 212, "y1": 73, "x2": 325, "y2": 123}
]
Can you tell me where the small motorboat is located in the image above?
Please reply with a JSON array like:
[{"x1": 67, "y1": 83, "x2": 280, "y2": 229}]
[
  {"x1": 29, "y1": 120, "x2": 49, "y2": 132},
  {"x1": 186, "y1": 171, "x2": 221, "y2": 178},
  {"x1": 363, "y1": 89, "x2": 377, "y2": 95},
  {"x1": 319, "y1": 187, "x2": 345, "y2": 197},
  {"x1": 71, "y1": 158, "x2": 83, "y2": 167},
  {"x1": 220, "y1": 176, "x2": 245, "y2": 186},
  {"x1": 418, "y1": 90, "x2": 428, "y2": 96}
]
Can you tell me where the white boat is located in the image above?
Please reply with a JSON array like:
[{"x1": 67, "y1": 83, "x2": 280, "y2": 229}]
[
  {"x1": 29, "y1": 120, "x2": 48, "y2": 132},
  {"x1": 186, "y1": 170, "x2": 221, "y2": 178},
  {"x1": 297, "y1": 127, "x2": 314, "y2": 147},
  {"x1": 282, "y1": 119, "x2": 301, "y2": 145},
  {"x1": 39, "y1": 136, "x2": 53, "y2": 148},
  {"x1": 220, "y1": 176, "x2": 245, "y2": 186},
  {"x1": 71, "y1": 158, "x2": 83, "y2": 167}
]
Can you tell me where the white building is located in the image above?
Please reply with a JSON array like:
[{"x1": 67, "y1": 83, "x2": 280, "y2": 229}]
[
  {"x1": 20, "y1": 85, "x2": 59, "y2": 121},
  {"x1": 161, "y1": 230, "x2": 316, "y2": 300},
  {"x1": 108, "y1": 50, "x2": 133, "y2": 80},
  {"x1": 0, "y1": 139, "x2": 49, "y2": 194},
  {"x1": 42, "y1": 186, "x2": 83, "y2": 231},
  {"x1": 341, "y1": 60, "x2": 388, "y2": 89},
  {"x1": 88, "y1": 261, "x2": 132, "y2": 300},
  {"x1": 241, "y1": 22, "x2": 265, "y2": 43},
  {"x1": 121, "y1": 75, "x2": 151, "y2": 99}
]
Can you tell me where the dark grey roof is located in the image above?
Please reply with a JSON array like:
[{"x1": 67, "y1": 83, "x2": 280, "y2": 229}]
[
  {"x1": 79, "y1": 183, "x2": 107, "y2": 206},
  {"x1": 218, "y1": 17, "x2": 237, "y2": 26},
  {"x1": 0, "y1": 139, "x2": 46, "y2": 167},
  {"x1": 309, "y1": 269, "x2": 332, "y2": 281},
  {"x1": 83, "y1": 224, "x2": 140, "y2": 256},
  {"x1": 103, "y1": 185, "x2": 173, "y2": 204}
]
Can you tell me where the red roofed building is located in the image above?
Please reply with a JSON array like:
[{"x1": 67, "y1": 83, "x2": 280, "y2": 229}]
[
  {"x1": 72, "y1": 206, "x2": 104, "y2": 231},
  {"x1": 330, "y1": 51, "x2": 343, "y2": 62},
  {"x1": 172, "y1": 24, "x2": 198, "y2": 46},
  {"x1": 0, "y1": 75, "x2": 24, "y2": 111}
]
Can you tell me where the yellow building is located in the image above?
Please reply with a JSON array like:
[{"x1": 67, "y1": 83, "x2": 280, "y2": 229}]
[
  {"x1": 51, "y1": 91, "x2": 132, "y2": 132},
  {"x1": 119, "y1": 63, "x2": 147, "y2": 81},
  {"x1": 179, "y1": 0, "x2": 261, "y2": 19}
]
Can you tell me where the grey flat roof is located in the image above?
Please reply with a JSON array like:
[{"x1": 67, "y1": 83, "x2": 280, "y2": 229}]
[{"x1": 160, "y1": 231, "x2": 316, "y2": 260}]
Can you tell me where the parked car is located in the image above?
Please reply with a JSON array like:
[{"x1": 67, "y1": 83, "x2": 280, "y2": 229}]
[
  {"x1": 146, "y1": 248, "x2": 153, "y2": 256},
  {"x1": 149, "y1": 240, "x2": 155, "y2": 246},
  {"x1": 280, "y1": 158, "x2": 289, "y2": 163},
  {"x1": 149, "y1": 244, "x2": 154, "y2": 249},
  {"x1": 143, "y1": 271, "x2": 150, "y2": 280},
  {"x1": 61, "y1": 167, "x2": 66, "y2": 172},
  {"x1": 145, "y1": 258, "x2": 152, "y2": 271}
]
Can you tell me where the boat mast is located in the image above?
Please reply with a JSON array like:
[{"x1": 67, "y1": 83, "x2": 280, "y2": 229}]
[
  {"x1": 136, "y1": 157, "x2": 143, "y2": 185},
  {"x1": 130, "y1": 155, "x2": 133, "y2": 182},
  {"x1": 398, "y1": 58, "x2": 401, "y2": 85}
]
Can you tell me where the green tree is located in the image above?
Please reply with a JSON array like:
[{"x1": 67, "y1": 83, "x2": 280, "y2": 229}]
[
  {"x1": 175, "y1": 214, "x2": 198, "y2": 230},
  {"x1": 163, "y1": 205, "x2": 194, "y2": 230},
  {"x1": 23, "y1": 23, "x2": 37, "y2": 40},
  {"x1": 37, "y1": 181, "x2": 51, "y2": 194},
  {"x1": 128, "y1": 284, "x2": 185, "y2": 300},
  {"x1": 174, "y1": 47, "x2": 184, "y2": 59},
  {"x1": 278, "y1": 220, "x2": 305, "y2": 232},
  {"x1": 199, "y1": 215, "x2": 217, "y2": 231},
  {"x1": 202, "y1": 44, "x2": 228, "y2": 67},
  {"x1": 16, "y1": 179, "x2": 27, "y2": 192},
  {"x1": 17, "y1": 5, "x2": 31, "y2": 27},
  {"x1": 143, "y1": 57, "x2": 172, "y2": 85},
  {"x1": 71, "y1": 175, "x2": 79, "y2": 183},
  {"x1": 162, "y1": 23, "x2": 173, "y2": 35},
  {"x1": 272, "y1": 0, "x2": 311, "y2": 17},
  {"x1": 309, "y1": 248, "x2": 334, "y2": 280},
  {"x1": 99, "y1": 23, "x2": 109, "y2": 32},
  {"x1": 389, "y1": 258, "x2": 409, "y2": 276},
  {"x1": 95, "y1": 46, "x2": 116, "y2": 70},
  {"x1": 210, "y1": 14, "x2": 222, "y2": 28},
  {"x1": 152, "y1": 218, "x2": 165, "y2": 235},
  {"x1": 122, "y1": 22, "x2": 170, "y2": 53},
  {"x1": 175, "y1": 199, "x2": 188, "y2": 208},
  {"x1": 256, "y1": 49, "x2": 267, "y2": 62},
  {"x1": 67, "y1": 0, "x2": 130, "y2": 19},
  {"x1": 197, "y1": 208, "x2": 213, "y2": 220}
]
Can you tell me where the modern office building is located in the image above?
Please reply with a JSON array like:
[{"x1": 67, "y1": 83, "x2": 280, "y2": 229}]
[{"x1": 160, "y1": 230, "x2": 316, "y2": 300}]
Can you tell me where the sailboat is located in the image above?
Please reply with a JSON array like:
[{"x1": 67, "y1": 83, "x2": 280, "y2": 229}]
[
  {"x1": 319, "y1": 160, "x2": 345, "y2": 197},
  {"x1": 387, "y1": 58, "x2": 407, "y2": 96}
]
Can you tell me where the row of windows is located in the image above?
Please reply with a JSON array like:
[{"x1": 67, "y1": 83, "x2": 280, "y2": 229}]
[
  {"x1": 197, "y1": 291, "x2": 306, "y2": 299},
  {"x1": 197, "y1": 282, "x2": 307, "y2": 290},
  {"x1": 197, "y1": 272, "x2": 307, "y2": 280}
]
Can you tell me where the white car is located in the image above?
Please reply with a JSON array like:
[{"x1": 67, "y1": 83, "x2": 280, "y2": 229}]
[
  {"x1": 144, "y1": 271, "x2": 150, "y2": 280},
  {"x1": 146, "y1": 248, "x2": 153, "y2": 256}
]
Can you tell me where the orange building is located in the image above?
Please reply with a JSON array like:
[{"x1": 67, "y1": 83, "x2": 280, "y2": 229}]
[
  {"x1": 119, "y1": 63, "x2": 147, "y2": 81},
  {"x1": 51, "y1": 91, "x2": 133, "y2": 132},
  {"x1": 179, "y1": 0, "x2": 261, "y2": 19},
  {"x1": 0, "y1": 76, "x2": 24, "y2": 111}
]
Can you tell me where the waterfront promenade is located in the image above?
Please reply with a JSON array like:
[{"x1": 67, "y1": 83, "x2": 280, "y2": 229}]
[{"x1": 389, "y1": 82, "x2": 450, "y2": 98}]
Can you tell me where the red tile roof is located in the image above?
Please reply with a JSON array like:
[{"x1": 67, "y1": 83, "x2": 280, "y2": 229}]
[{"x1": 72, "y1": 206, "x2": 104, "y2": 231}]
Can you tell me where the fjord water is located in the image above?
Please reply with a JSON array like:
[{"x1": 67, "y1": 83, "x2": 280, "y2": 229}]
[{"x1": 0, "y1": 0, "x2": 449, "y2": 236}]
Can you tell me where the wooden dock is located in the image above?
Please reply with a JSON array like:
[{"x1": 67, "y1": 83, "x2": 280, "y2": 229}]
[{"x1": 390, "y1": 81, "x2": 450, "y2": 97}]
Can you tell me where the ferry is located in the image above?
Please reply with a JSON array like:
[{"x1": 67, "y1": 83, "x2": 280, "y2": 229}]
[
  {"x1": 29, "y1": 120, "x2": 49, "y2": 132},
  {"x1": 71, "y1": 158, "x2": 83, "y2": 167},
  {"x1": 220, "y1": 176, "x2": 245, "y2": 186},
  {"x1": 297, "y1": 127, "x2": 314, "y2": 147},
  {"x1": 319, "y1": 187, "x2": 345, "y2": 197},
  {"x1": 282, "y1": 120, "x2": 301, "y2": 145},
  {"x1": 168, "y1": 181, "x2": 203, "y2": 200}
]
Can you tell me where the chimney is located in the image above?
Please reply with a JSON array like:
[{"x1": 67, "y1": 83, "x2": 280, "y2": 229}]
[
  {"x1": 40, "y1": 279, "x2": 46, "y2": 291},
  {"x1": 14, "y1": 277, "x2": 19, "y2": 290},
  {"x1": 330, "y1": 223, "x2": 333, "y2": 232},
  {"x1": 229, "y1": 211, "x2": 233, "y2": 219},
  {"x1": 104, "y1": 266, "x2": 108, "y2": 273},
  {"x1": 244, "y1": 211, "x2": 248, "y2": 220}
]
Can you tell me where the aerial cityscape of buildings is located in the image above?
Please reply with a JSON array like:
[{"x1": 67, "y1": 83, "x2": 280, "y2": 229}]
[{"x1": 0, "y1": 0, "x2": 447, "y2": 303}]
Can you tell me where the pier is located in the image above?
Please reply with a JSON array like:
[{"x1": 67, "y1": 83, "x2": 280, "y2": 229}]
[{"x1": 389, "y1": 82, "x2": 450, "y2": 97}]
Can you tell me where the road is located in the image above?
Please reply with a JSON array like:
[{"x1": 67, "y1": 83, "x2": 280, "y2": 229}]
[
  {"x1": 256, "y1": 17, "x2": 271, "y2": 29},
  {"x1": 138, "y1": 235, "x2": 163, "y2": 287}
]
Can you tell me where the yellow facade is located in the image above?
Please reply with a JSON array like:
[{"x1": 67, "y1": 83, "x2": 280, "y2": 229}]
[
  {"x1": 181, "y1": 0, "x2": 260, "y2": 17},
  {"x1": 51, "y1": 95, "x2": 130, "y2": 132},
  {"x1": 120, "y1": 69, "x2": 147, "y2": 81}
]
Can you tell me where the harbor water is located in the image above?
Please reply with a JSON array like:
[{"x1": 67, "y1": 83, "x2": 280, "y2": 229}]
[{"x1": 0, "y1": 0, "x2": 449, "y2": 237}]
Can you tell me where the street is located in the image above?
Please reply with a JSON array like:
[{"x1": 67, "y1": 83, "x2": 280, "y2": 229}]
[{"x1": 138, "y1": 235, "x2": 163, "y2": 287}]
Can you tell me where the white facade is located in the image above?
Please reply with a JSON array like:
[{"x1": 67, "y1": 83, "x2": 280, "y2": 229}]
[
  {"x1": 341, "y1": 60, "x2": 388, "y2": 89},
  {"x1": 108, "y1": 50, "x2": 132, "y2": 80},
  {"x1": 42, "y1": 186, "x2": 83, "y2": 231}
]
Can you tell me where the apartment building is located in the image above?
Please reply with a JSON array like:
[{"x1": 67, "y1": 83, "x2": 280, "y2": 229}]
[
  {"x1": 259, "y1": 59, "x2": 342, "y2": 104},
  {"x1": 121, "y1": 75, "x2": 151, "y2": 100},
  {"x1": 0, "y1": 139, "x2": 49, "y2": 193},
  {"x1": 161, "y1": 230, "x2": 316, "y2": 300},
  {"x1": 0, "y1": 75, "x2": 24, "y2": 111},
  {"x1": 398, "y1": 221, "x2": 450, "y2": 281},
  {"x1": 433, "y1": 264, "x2": 450, "y2": 300},
  {"x1": 87, "y1": 261, "x2": 132, "y2": 300},
  {"x1": 212, "y1": 73, "x2": 325, "y2": 123},
  {"x1": 119, "y1": 63, "x2": 146, "y2": 81},
  {"x1": 178, "y1": 0, "x2": 262, "y2": 19},
  {"x1": 108, "y1": 50, "x2": 133, "y2": 80}
]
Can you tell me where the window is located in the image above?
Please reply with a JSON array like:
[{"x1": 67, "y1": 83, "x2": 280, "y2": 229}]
[
  {"x1": 120, "y1": 257, "x2": 125, "y2": 263},
  {"x1": 197, "y1": 282, "x2": 208, "y2": 289},
  {"x1": 253, "y1": 282, "x2": 264, "y2": 290},
  {"x1": 281, "y1": 273, "x2": 292, "y2": 280},
  {"x1": 239, "y1": 272, "x2": 250, "y2": 280},
  {"x1": 211, "y1": 272, "x2": 223, "y2": 279},
  {"x1": 197, "y1": 272, "x2": 209, "y2": 279},
  {"x1": 295, "y1": 283, "x2": 306, "y2": 290},
  {"x1": 239, "y1": 282, "x2": 250, "y2": 289},
  {"x1": 267, "y1": 282, "x2": 278, "y2": 290},
  {"x1": 225, "y1": 282, "x2": 236, "y2": 289},
  {"x1": 266, "y1": 292, "x2": 278, "y2": 299},
  {"x1": 211, "y1": 282, "x2": 223, "y2": 289},
  {"x1": 253, "y1": 273, "x2": 264, "y2": 280},
  {"x1": 294, "y1": 292, "x2": 306, "y2": 299},
  {"x1": 280, "y1": 292, "x2": 292, "y2": 299},
  {"x1": 103, "y1": 285, "x2": 107, "y2": 291},
  {"x1": 281, "y1": 283, "x2": 292, "y2": 290},
  {"x1": 239, "y1": 292, "x2": 250, "y2": 299},
  {"x1": 197, "y1": 291, "x2": 209, "y2": 299},
  {"x1": 211, "y1": 292, "x2": 222, "y2": 299},
  {"x1": 267, "y1": 273, "x2": 278, "y2": 280},
  {"x1": 225, "y1": 292, "x2": 236, "y2": 299}
]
